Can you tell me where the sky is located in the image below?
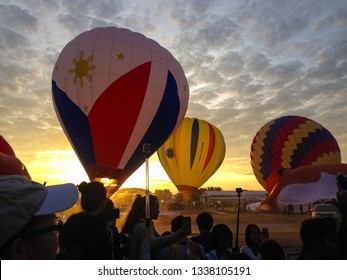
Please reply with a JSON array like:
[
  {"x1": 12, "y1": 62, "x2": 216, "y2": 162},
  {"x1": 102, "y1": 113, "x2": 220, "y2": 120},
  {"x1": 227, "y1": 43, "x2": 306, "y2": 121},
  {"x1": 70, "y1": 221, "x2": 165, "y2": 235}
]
[{"x1": 0, "y1": 0, "x2": 347, "y2": 194}]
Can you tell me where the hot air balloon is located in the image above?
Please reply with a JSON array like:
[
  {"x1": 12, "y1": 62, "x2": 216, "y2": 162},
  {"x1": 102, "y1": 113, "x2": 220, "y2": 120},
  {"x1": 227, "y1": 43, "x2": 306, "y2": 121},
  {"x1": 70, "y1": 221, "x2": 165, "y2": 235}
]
[
  {"x1": 0, "y1": 135, "x2": 15, "y2": 156},
  {"x1": 253, "y1": 164, "x2": 347, "y2": 212},
  {"x1": 157, "y1": 118, "x2": 226, "y2": 201},
  {"x1": 52, "y1": 27, "x2": 189, "y2": 196},
  {"x1": 0, "y1": 135, "x2": 31, "y2": 178},
  {"x1": 250, "y1": 115, "x2": 341, "y2": 192}
]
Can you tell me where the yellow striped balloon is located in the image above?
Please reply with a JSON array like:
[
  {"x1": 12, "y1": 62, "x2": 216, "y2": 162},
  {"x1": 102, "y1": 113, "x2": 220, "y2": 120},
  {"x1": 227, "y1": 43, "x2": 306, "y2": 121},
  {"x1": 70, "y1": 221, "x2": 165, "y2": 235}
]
[{"x1": 157, "y1": 117, "x2": 226, "y2": 201}]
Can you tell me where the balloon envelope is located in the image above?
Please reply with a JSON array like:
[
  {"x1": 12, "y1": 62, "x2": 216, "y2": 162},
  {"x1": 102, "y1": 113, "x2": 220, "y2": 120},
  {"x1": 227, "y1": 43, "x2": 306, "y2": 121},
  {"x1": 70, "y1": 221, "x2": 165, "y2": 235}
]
[
  {"x1": 157, "y1": 118, "x2": 226, "y2": 201},
  {"x1": 52, "y1": 27, "x2": 189, "y2": 195},
  {"x1": 257, "y1": 164, "x2": 347, "y2": 212},
  {"x1": 0, "y1": 135, "x2": 15, "y2": 156},
  {"x1": 0, "y1": 135, "x2": 31, "y2": 178},
  {"x1": 250, "y1": 115, "x2": 341, "y2": 192}
]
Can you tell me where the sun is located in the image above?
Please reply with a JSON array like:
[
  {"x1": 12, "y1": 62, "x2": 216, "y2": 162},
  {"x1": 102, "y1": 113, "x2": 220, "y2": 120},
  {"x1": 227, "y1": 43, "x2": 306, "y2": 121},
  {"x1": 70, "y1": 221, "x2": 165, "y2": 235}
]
[{"x1": 68, "y1": 51, "x2": 96, "y2": 87}]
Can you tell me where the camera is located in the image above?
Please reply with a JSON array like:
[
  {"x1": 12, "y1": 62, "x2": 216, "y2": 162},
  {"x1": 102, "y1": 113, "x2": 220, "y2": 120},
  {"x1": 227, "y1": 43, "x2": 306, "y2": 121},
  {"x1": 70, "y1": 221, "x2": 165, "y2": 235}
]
[
  {"x1": 100, "y1": 208, "x2": 120, "y2": 221},
  {"x1": 142, "y1": 143, "x2": 151, "y2": 154},
  {"x1": 236, "y1": 187, "x2": 243, "y2": 194},
  {"x1": 183, "y1": 216, "x2": 192, "y2": 235},
  {"x1": 261, "y1": 227, "x2": 269, "y2": 239}
]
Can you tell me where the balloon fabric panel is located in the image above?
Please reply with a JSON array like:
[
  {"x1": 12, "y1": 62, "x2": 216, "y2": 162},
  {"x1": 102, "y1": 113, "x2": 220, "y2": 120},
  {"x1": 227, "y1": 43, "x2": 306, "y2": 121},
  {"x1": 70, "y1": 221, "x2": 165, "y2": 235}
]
[
  {"x1": 190, "y1": 119, "x2": 199, "y2": 169},
  {"x1": 195, "y1": 124, "x2": 225, "y2": 188},
  {"x1": 52, "y1": 81, "x2": 95, "y2": 167},
  {"x1": 157, "y1": 118, "x2": 225, "y2": 200},
  {"x1": 88, "y1": 62, "x2": 151, "y2": 169},
  {"x1": 259, "y1": 164, "x2": 347, "y2": 211},
  {"x1": 203, "y1": 124, "x2": 216, "y2": 171},
  {"x1": 250, "y1": 115, "x2": 341, "y2": 191},
  {"x1": 0, "y1": 135, "x2": 15, "y2": 156},
  {"x1": 124, "y1": 70, "x2": 180, "y2": 173},
  {"x1": 0, "y1": 136, "x2": 31, "y2": 178},
  {"x1": 52, "y1": 27, "x2": 189, "y2": 193}
]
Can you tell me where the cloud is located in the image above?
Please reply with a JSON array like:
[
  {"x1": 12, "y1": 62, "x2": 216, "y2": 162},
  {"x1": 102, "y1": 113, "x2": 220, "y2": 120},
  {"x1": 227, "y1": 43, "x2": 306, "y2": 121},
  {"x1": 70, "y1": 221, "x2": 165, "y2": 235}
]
[
  {"x1": 1, "y1": 0, "x2": 347, "y2": 189},
  {"x1": 0, "y1": 27, "x2": 29, "y2": 51},
  {"x1": 0, "y1": 4, "x2": 40, "y2": 33}
]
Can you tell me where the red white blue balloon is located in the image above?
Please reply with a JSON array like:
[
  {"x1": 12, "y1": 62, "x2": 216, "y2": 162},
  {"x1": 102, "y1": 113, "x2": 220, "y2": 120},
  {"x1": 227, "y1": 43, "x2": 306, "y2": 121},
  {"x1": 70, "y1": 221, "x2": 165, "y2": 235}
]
[{"x1": 52, "y1": 27, "x2": 189, "y2": 194}]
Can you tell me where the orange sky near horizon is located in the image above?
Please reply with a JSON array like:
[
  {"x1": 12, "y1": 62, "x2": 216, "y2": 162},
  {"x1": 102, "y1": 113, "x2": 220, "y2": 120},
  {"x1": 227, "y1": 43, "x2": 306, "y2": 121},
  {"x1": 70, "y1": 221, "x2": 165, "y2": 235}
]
[{"x1": 22, "y1": 148, "x2": 264, "y2": 194}]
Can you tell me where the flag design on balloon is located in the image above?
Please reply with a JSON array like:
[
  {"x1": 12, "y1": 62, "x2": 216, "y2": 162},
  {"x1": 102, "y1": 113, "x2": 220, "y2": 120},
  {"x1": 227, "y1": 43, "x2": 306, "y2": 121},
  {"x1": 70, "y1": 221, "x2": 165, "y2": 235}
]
[
  {"x1": 52, "y1": 27, "x2": 189, "y2": 195},
  {"x1": 158, "y1": 118, "x2": 226, "y2": 201},
  {"x1": 250, "y1": 115, "x2": 341, "y2": 192}
]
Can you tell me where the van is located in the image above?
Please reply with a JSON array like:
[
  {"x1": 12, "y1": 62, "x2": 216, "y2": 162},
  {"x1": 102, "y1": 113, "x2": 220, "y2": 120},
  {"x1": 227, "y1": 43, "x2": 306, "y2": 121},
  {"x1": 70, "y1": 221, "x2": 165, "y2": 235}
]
[{"x1": 311, "y1": 203, "x2": 339, "y2": 221}]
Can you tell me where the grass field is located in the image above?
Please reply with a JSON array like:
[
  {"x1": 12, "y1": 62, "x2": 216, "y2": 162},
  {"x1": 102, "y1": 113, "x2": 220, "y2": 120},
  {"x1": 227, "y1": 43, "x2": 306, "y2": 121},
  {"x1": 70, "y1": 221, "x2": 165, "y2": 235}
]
[{"x1": 116, "y1": 207, "x2": 309, "y2": 259}]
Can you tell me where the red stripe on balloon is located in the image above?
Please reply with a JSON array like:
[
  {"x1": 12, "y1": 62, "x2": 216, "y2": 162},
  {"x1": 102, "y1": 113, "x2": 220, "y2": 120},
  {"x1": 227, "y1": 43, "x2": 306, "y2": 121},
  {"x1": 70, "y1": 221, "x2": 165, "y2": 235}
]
[
  {"x1": 270, "y1": 117, "x2": 304, "y2": 171},
  {"x1": 203, "y1": 124, "x2": 215, "y2": 171},
  {"x1": 299, "y1": 140, "x2": 340, "y2": 166},
  {"x1": 88, "y1": 62, "x2": 151, "y2": 167},
  {"x1": 250, "y1": 131, "x2": 259, "y2": 154}
]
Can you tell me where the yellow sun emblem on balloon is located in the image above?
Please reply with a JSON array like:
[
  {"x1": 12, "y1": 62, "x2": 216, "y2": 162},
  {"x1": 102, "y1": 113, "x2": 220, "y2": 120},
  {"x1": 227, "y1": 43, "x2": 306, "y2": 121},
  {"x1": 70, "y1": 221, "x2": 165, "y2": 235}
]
[{"x1": 68, "y1": 51, "x2": 96, "y2": 88}]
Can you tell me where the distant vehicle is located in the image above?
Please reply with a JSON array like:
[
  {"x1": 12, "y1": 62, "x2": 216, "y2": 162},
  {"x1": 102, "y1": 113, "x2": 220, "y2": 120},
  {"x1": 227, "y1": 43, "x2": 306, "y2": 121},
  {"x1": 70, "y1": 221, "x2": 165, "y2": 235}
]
[
  {"x1": 167, "y1": 202, "x2": 184, "y2": 211},
  {"x1": 311, "y1": 203, "x2": 339, "y2": 220}
]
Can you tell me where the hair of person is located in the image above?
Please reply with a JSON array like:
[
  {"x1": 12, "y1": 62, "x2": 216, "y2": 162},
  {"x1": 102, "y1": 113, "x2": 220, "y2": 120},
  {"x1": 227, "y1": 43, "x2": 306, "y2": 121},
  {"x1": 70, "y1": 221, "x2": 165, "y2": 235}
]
[
  {"x1": 300, "y1": 218, "x2": 337, "y2": 251},
  {"x1": 258, "y1": 239, "x2": 285, "y2": 260},
  {"x1": 244, "y1": 224, "x2": 261, "y2": 252},
  {"x1": 121, "y1": 195, "x2": 158, "y2": 234},
  {"x1": 210, "y1": 223, "x2": 233, "y2": 249},
  {"x1": 105, "y1": 198, "x2": 115, "y2": 210},
  {"x1": 58, "y1": 212, "x2": 110, "y2": 260},
  {"x1": 78, "y1": 181, "x2": 106, "y2": 213},
  {"x1": 171, "y1": 215, "x2": 184, "y2": 232},
  {"x1": 196, "y1": 212, "x2": 213, "y2": 231},
  {"x1": 162, "y1": 231, "x2": 172, "y2": 236}
]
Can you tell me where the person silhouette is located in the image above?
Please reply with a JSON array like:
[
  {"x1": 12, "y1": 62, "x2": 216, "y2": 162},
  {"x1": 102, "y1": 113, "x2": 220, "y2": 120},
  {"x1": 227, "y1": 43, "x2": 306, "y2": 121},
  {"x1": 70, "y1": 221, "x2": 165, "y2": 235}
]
[
  {"x1": 240, "y1": 224, "x2": 261, "y2": 259},
  {"x1": 121, "y1": 195, "x2": 190, "y2": 259},
  {"x1": 191, "y1": 212, "x2": 214, "y2": 253},
  {"x1": 0, "y1": 175, "x2": 78, "y2": 260},
  {"x1": 298, "y1": 218, "x2": 340, "y2": 259}
]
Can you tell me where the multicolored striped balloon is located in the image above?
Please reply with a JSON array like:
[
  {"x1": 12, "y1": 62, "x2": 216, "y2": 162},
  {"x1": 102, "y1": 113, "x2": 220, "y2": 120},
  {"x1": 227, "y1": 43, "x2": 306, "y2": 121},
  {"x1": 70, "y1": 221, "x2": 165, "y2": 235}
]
[
  {"x1": 250, "y1": 115, "x2": 341, "y2": 192},
  {"x1": 52, "y1": 27, "x2": 189, "y2": 195},
  {"x1": 157, "y1": 118, "x2": 226, "y2": 200}
]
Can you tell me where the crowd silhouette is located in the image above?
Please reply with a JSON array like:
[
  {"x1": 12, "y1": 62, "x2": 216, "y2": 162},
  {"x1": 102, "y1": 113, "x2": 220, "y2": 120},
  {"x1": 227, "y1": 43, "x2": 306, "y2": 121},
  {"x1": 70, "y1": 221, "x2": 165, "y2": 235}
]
[{"x1": 1, "y1": 175, "x2": 347, "y2": 260}]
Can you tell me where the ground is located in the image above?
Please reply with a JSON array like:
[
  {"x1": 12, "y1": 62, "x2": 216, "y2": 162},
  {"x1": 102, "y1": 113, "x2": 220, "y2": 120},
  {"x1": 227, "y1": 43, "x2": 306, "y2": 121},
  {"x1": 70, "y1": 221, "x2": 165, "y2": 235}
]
[{"x1": 116, "y1": 208, "x2": 309, "y2": 259}]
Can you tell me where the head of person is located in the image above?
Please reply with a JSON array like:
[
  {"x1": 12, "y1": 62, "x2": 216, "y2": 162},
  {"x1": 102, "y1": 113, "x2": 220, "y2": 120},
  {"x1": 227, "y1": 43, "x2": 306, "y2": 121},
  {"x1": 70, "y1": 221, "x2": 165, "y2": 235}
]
[
  {"x1": 171, "y1": 215, "x2": 185, "y2": 233},
  {"x1": 0, "y1": 175, "x2": 78, "y2": 260},
  {"x1": 57, "y1": 212, "x2": 111, "y2": 260},
  {"x1": 99, "y1": 198, "x2": 120, "y2": 225},
  {"x1": 78, "y1": 181, "x2": 106, "y2": 215},
  {"x1": 210, "y1": 223, "x2": 233, "y2": 251},
  {"x1": 105, "y1": 198, "x2": 115, "y2": 210},
  {"x1": 258, "y1": 239, "x2": 286, "y2": 260},
  {"x1": 245, "y1": 224, "x2": 261, "y2": 247},
  {"x1": 300, "y1": 218, "x2": 340, "y2": 259},
  {"x1": 121, "y1": 195, "x2": 159, "y2": 234},
  {"x1": 148, "y1": 195, "x2": 160, "y2": 220},
  {"x1": 196, "y1": 212, "x2": 213, "y2": 232}
]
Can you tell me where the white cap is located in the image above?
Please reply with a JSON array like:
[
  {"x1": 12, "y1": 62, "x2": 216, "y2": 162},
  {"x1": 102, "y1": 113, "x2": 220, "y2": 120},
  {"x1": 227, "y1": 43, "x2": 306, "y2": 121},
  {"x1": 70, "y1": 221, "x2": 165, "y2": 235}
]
[{"x1": 0, "y1": 175, "x2": 78, "y2": 247}]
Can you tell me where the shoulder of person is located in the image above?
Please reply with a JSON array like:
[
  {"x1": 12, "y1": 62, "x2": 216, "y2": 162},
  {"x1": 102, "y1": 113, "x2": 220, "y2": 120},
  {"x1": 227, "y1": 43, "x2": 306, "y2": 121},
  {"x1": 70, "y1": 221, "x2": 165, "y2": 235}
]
[
  {"x1": 240, "y1": 244, "x2": 250, "y2": 252},
  {"x1": 206, "y1": 250, "x2": 219, "y2": 260}
]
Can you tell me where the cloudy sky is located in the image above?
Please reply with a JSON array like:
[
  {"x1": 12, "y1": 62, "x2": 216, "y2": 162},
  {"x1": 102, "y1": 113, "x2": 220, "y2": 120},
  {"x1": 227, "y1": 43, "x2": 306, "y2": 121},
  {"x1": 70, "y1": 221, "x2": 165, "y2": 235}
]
[{"x1": 1, "y1": 0, "x2": 347, "y2": 193}]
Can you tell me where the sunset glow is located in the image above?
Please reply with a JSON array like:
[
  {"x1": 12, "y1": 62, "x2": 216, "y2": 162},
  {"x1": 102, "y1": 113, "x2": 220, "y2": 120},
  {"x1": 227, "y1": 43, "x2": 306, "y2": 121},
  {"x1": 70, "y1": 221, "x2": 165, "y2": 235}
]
[{"x1": 1, "y1": 1, "x2": 346, "y2": 197}]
